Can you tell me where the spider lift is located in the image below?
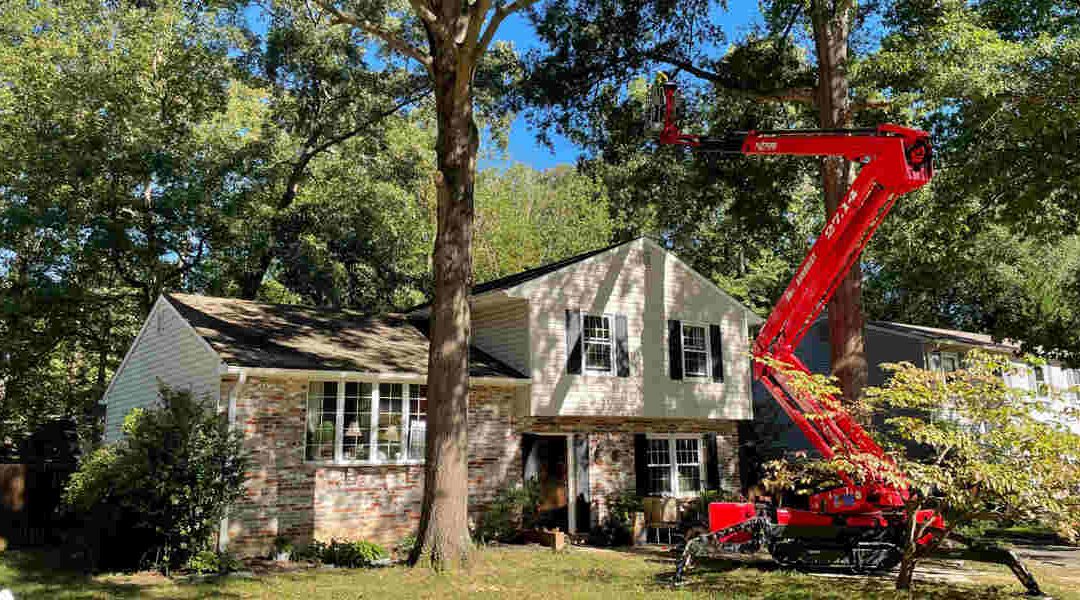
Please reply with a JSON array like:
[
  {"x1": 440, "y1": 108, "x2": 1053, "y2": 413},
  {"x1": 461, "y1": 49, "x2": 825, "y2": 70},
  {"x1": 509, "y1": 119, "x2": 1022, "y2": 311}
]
[{"x1": 647, "y1": 78, "x2": 1044, "y2": 595}]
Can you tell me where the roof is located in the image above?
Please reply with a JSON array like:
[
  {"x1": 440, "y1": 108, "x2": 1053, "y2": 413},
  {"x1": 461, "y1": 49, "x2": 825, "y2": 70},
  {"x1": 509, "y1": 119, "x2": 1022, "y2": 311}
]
[
  {"x1": 407, "y1": 236, "x2": 763, "y2": 323},
  {"x1": 165, "y1": 293, "x2": 526, "y2": 379},
  {"x1": 869, "y1": 321, "x2": 1021, "y2": 354}
]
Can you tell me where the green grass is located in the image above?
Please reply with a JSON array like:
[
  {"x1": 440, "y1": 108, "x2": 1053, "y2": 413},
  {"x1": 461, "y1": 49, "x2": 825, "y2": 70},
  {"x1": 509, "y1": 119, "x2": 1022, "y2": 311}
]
[{"x1": 1, "y1": 545, "x2": 1077, "y2": 599}]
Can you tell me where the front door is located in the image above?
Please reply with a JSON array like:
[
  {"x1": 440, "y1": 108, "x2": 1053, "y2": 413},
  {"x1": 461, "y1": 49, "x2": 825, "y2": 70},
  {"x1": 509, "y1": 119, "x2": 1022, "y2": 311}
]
[{"x1": 522, "y1": 434, "x2": 569, "y2": 531}]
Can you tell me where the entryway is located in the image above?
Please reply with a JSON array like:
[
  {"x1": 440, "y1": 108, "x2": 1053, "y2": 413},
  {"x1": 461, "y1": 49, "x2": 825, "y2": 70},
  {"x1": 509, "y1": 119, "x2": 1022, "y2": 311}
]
[{"x1": 522, "y1": 433, "x2": 569, "y2": 531}]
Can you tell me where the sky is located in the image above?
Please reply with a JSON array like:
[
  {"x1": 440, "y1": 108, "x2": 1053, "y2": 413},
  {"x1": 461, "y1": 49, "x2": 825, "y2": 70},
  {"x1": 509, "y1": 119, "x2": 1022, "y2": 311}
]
[
  {"x1": 490, "y1": 3, "x2": 767, "y2": 170},
  {"x1": 243, "y1": 2, "x2": 767, "y2": 171}
]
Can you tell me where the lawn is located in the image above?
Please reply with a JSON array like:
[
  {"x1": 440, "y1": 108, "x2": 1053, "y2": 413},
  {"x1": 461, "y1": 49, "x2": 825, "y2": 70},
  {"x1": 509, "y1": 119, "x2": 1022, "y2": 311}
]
[{"x1": 1, "y1": 545, "x2": 1077, "y2": 599}]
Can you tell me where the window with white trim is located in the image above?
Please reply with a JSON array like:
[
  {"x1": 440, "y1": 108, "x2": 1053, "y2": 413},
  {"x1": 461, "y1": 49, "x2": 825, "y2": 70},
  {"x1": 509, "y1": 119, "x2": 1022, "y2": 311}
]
[
  {"x1": 645, "y1": 435, "x2": 704, "y2": 497},
  {"x1": 305, "y1": 380, "x2": 427, "y2": 463},
  {"x1": 583, "y1": 314, "x2": 614, "y2": 374},
  {"x1": 681, "y1": 323, "x2": 709, "y2": 378},
  {"x1": 928, "y1": 351, "x2": 959, "y2": 374}
]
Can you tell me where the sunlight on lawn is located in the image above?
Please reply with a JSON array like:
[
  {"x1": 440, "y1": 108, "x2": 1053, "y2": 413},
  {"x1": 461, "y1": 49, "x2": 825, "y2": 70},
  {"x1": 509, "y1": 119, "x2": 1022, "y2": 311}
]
[{"x1": 1, "y1": 545, "x2": 1077, "y2": 599}]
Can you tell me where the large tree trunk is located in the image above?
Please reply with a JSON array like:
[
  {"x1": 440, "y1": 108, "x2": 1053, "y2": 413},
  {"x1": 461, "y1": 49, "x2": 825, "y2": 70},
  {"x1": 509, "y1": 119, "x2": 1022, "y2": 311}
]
[
  {"x1": 409, "y1": 41, "x2": 478, "y2": 570},
  {"x1": 811, "y1": 1, "x2": 868, "y2": 409}
]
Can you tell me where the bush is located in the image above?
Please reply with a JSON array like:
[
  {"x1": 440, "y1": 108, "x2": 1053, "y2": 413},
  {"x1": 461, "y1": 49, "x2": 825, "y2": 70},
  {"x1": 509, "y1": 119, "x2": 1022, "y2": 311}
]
[
  {"x1": 394, "y1": 533, "x2": 418, "y2": 558},
  {"x1": 473, "y1": 478, "x2": 541, "y2": 544},
  {"x1": 64, "y1": 385, "x2": 248, "y2": 573},
  {"x1": 185, "y1": 550, "x2": 242, "y2": 575},
  {"x1": 588, "y1": 489, "x2": 642, "y2": 547},
  {"x1": 292, "y1": 539, "x2": 387, "y2": 567}
]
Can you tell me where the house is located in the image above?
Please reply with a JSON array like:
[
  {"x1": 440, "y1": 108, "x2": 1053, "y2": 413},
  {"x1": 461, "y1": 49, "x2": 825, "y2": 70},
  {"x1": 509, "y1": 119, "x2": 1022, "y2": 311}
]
[
  {"x1": 745, "y1": 319, "x2": 1080, "y2": 466},
  {"x1": 101, "y1": 237, "x2": 762, "y2": 555}
]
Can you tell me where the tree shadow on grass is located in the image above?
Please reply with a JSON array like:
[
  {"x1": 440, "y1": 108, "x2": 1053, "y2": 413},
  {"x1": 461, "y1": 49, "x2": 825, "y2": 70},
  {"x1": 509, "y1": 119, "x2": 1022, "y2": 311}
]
[{"x1": 0, "y1": 549, "x2": 243, "y2": 600}]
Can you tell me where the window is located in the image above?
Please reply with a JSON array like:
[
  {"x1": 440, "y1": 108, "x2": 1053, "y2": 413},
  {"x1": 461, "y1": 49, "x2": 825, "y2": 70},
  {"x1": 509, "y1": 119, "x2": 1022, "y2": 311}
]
[
  {"x1": 305, "y1": 380, "x2": 427, "y2": 464},
  {"x1": 681, "y1": 323, "x2": 709, "y2": 378},
  {"x1": 929, "y1": 351, "x2": 959, "y2": 374},
  {"x1": 583, "y1": 314, "x2": 614, "y2": 373},
  {"x1": 645, "y1": 435, "x2": 704, "y2": 497}
]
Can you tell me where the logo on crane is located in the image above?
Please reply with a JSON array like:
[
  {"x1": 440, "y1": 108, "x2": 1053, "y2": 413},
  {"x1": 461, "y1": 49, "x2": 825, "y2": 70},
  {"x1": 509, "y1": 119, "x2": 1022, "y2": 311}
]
[{"x1": 754, "y1": 141, "x2": 778, "y2": 151}]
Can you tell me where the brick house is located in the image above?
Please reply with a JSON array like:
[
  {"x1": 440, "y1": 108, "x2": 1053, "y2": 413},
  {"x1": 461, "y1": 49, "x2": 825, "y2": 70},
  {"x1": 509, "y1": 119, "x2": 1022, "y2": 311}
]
[{"x1": 101, "y1": 237, "x2": 762, "y2": 555}]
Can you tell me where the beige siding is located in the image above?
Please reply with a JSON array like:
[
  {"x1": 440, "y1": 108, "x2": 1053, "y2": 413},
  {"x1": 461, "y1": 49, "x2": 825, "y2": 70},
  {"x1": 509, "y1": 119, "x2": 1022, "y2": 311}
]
[
  {"x1": 102, "y1": 297, "x2": 223, "y2": 442},
  {"x1": 470, "y1": 297, "x2": 529, "y2": 376},
  {"x1": 515, "y1": 238, "x2": 755, "y2": 419}
]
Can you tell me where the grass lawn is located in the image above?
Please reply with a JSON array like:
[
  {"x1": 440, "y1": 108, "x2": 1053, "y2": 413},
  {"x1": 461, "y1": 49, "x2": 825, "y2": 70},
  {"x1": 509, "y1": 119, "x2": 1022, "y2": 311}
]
[{"x1": 2, "y1": 545, "x2": 1077, "y2": 599}]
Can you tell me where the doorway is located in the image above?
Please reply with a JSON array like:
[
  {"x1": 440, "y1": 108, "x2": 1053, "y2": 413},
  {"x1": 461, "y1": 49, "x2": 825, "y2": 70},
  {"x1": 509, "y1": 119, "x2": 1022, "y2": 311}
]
[{"x1": 522, "y1": 434, "x2": 569, "y2": 532}]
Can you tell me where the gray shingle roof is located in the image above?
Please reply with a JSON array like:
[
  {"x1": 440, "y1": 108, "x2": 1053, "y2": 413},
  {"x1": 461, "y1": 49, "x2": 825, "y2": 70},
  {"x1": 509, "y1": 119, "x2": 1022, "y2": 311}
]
[
  {"x1": 870, "y1": 321, "x2": 1020, "y2": 353},
  {"x1": 166, "y1": 293, "x2": 526, "y2": 379}
]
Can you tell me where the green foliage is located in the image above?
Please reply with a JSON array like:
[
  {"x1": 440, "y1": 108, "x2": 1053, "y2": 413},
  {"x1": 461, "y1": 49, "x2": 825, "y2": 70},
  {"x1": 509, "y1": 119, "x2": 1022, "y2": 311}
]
[
  {"x1": 474, "y1": 479, "x2": 542, "y2": 544},
  {"x1": 587, "y1": 488, "x2": 642, "y2": 547},
  {"x1": 293, "y1": 539, "x2": 388, "y2": 568},
  {"x1": 184, "y1": 550, "x2": 242, "y2": 575},
  {"x1": 63, "y1": 386, "x2": 248, "y2": 572}
]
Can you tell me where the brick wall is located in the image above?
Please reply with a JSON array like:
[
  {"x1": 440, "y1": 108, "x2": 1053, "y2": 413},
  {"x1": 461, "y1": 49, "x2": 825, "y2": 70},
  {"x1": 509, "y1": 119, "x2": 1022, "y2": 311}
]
[
  {"x1": 516, "y1": 417, "x2": 741, "y2": 526},
  {"x1": 225, "y1": 377, "x2": 520, "y2": 556}
]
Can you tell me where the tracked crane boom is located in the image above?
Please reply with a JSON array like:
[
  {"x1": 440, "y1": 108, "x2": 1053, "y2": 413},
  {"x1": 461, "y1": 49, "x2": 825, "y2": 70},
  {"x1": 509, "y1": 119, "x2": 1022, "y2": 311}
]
[{"x1": 650, "y1": 78, "x2": 1043, "y2": 596}]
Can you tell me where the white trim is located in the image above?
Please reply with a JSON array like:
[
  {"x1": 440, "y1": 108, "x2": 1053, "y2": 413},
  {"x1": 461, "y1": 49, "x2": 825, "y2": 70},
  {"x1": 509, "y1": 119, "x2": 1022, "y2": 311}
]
[
  {"x1": 223, "y1": 366, "x2": 529, "y2": 387},
  {"x1": 679, "y1": 321, "x2": 711, "y2": 380},
  {"x1": 644, "y1": 433, "x2": 706, "y2": 498},
  {"x1": 581, "y1": 312, "x2": 617, "y2": 376},
  {"x1": 218, "y1": 369, "x2": 247, "y2": 552}
]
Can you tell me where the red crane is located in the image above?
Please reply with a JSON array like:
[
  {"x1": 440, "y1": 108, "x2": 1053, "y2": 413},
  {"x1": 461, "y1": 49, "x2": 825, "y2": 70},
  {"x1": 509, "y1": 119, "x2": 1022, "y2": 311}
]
[{"x1": 649, "y1": 79, "x2": 1042, "y2": 594}]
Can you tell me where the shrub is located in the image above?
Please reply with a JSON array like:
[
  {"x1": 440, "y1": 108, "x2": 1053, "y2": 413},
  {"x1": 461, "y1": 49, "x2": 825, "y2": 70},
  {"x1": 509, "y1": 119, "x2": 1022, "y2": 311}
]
[
  {"x1": 64, "y1": 385, "x2": 248, "y2": 573},
  {"x1": 473, "y1": 478, "x2": 541, "y2": 544},
  {"x1": 292, "y1": 539, "x2": 387, "y2": 567},
  {"x1": 588, "y1": 488, "x2": 642, "y2": 547},
  {"x1": 185, "y1": 550, "x2": 242, "y2": 575},
  {"x1": 394, "y1": 533, "x2": 418, "y2": 558}
]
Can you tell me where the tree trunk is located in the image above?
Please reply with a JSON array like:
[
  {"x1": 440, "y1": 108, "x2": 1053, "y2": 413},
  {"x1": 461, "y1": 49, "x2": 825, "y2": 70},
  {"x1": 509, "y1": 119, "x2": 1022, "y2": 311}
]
[
  {"x1": 896, "y1": 552, "x2": 918, "y2": 590},
  {"x1": 408, "y1": 41, "x2": 478, "y2": 571},
  {"x1": 811, "y1": 2, "x2": 868, "y2": 409}
]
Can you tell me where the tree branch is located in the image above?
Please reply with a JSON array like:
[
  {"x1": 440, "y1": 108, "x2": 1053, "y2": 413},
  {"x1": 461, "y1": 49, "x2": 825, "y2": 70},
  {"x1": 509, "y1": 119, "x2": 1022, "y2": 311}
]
[
  {"x1": 475, "y1": 0, "x2": 538, "y2": 62},
  {"x1": 313, "y1": 0, "x2": 433, "y2": 73},
  {"x1": 754, "y1": 88, "x2": 817, "y2": 105},
  {"x1": 406, "y1": 0, "x2": 438, "y2": 24},
  {"x1": 644, "y1": 52, "x2": 723, "y2": 83}
]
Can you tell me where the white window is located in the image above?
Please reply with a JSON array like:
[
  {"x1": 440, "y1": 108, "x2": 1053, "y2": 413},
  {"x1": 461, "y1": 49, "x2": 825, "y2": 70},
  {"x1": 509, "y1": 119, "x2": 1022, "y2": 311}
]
[
  {"x1": 306, "y1": 380, "x2": 427, "y2": 464},
  {"x1": 583, "y1": 314, "x2": 614, "y2": 374},
  {"x1": 928, "y1": 351, "x2": 959, "y2": 374},
  {"x1": 645, "y1": 435, "x2": 704, "y2": 497},
  {"x1": 681, "y1": 323, "x2": 710, "y2": 378}
]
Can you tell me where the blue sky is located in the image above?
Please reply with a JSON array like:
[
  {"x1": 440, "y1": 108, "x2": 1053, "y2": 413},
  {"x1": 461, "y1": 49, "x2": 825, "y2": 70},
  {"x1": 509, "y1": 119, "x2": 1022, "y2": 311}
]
[{"x1": 243, "y1": 3, "x2": 766, "y2": 171}]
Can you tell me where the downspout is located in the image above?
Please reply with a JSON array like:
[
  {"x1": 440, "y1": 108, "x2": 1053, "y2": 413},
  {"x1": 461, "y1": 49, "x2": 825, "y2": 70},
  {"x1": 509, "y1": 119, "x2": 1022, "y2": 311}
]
[{"x1": 218, "y1": 368, "x2": 246, "y2": 552}]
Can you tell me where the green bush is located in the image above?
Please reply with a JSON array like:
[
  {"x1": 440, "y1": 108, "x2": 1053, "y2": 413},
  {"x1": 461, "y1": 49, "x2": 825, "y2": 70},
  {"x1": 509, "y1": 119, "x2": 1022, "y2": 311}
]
[
  {"x1": 64, "y1": 385, "x2": 248, "y2": 573},
  {"x1": 292, "y1": 539, "x2": 388, "y2": 567},
  {"x1": 394, "y1": 533, "x2": 418, "y2": 558},
  {"x1": 185, "y1": 550, "x2": 242, "y2": 575},
  {"x1": 474, "y1": 478, "x2": 541, "y2": 544},
  {"x1": 588, "y1": 488, "x2": 642, "y2": 546}
]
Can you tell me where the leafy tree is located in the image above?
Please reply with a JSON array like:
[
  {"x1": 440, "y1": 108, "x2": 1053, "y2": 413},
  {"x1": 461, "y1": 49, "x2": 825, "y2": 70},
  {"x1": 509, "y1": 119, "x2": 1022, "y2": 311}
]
[
  {"x1": 764, "y1": 352, "x2": 1080, "y2": 592},
  {"x1": 472, "y1": 164, "x2": 613, "y2": 282},
  {"x1": 311, "y1": 0, "x2": 534, "y2": 569},
  {"x1": 64, "y1": 386, "x2": 248, "y2": 573}
]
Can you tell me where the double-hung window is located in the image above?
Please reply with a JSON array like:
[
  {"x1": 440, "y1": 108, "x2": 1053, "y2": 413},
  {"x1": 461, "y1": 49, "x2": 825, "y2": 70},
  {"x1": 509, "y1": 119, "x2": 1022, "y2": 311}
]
[
  {"x1": 306, "y1": 381, "x2": 427, "y2": 463},
  {"x1": 583, "y1": 314, "x2": 614, "y2": 374},
  {"x1": 645, "y1": 435, "x2": 704, "y2": 497},
  {"x1": 681, "y1": 323, "x2": 710, "y2": 378}
]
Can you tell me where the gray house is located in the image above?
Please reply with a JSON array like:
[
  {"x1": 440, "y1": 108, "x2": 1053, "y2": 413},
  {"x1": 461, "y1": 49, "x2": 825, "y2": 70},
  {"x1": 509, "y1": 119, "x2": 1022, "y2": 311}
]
[{"x1": 744, "y1": 319, "x2": 1080, "y2": 468}]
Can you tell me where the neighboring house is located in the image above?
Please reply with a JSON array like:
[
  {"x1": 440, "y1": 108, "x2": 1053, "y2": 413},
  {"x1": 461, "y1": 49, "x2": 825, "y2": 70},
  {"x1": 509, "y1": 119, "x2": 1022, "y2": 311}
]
[
  {"x1": 746, "y1": 319, "x2": 1080, "y2": 465},
  {"x1": 101, "y1": 237, "x2": 762, "y2": 555}
]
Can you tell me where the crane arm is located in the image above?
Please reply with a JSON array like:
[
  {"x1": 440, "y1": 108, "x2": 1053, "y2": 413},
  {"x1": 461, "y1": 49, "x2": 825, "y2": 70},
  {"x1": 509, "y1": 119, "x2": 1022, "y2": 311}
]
[{"x1": 650, "y1": 81, "x2": 933, "y2": 481}]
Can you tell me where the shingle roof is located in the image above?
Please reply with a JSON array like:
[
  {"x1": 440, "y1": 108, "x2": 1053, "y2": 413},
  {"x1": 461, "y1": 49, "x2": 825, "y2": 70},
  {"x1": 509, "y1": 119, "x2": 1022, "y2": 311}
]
[
  {"x1": 870, "y1": 321, "x2": 1021, "y2": 353},
  {"x1": 165, "y1": 293, "x2": 526, "y2": 379}
]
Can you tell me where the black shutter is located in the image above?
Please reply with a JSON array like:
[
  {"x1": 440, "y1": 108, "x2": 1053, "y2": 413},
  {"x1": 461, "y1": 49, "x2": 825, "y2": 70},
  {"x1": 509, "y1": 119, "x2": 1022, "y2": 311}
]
[
  {"x1": 709, "y1": 324, "x2": 724, "y2": 382},
  {"x1": 668, "y1": 320, "x2": 683, "y2": 380},
  {"x1": 566, "y1": 309, "x2": 582, "y2": 374},
  {"x1": 634, "y1": 434, "x2": 650, "y2": 496},
  {"x1": 615, "y1": 314, "x2": 629, "y2": 377},
  {"x1": 704, "y1": 433, "x2": 721, "y2": 491},
  {"x1": 573, "y1": 434, "x2": 591, "y2": 532}
]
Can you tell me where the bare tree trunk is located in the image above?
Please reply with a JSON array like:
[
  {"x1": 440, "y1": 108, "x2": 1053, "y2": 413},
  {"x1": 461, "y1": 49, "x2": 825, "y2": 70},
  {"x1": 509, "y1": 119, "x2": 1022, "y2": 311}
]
[
  {"x1": 409, "y1": 41, "x2": 478, "y2": 571},
  {"x1": 810, "y1": 1, "x2": 867, "y2": 409},
  {"x1": 896, "y1": 552, "x2": 918, "y2": 590}
]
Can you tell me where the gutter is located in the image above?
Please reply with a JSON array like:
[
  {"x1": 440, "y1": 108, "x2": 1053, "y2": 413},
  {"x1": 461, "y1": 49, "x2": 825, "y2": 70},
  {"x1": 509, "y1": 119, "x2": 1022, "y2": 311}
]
[
  {"x1": 225, "y1": 366, "x2": 530, "y2": 387},
  {"x1": 218, "y1": 367, "x2": 246, "y2": 552}
]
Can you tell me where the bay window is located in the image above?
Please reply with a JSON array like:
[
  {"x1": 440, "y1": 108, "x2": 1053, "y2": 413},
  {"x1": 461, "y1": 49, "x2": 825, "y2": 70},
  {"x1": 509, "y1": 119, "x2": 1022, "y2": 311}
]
[{"x1": 305, "y1": 380, "x2": 427, "y2": 463}]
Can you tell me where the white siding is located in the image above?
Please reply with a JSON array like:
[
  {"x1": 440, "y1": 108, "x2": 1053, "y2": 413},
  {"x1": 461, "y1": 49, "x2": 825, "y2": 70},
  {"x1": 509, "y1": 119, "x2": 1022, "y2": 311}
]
[
  {"x1": 471, "y1": 298, "x2": 529, "y2": 376},
  {"x1": 514, "y1": 238, "x2": 756, "y2": 419},
  {"x1": 101, "y1": 297, "x2": 223, "y2": 442}
]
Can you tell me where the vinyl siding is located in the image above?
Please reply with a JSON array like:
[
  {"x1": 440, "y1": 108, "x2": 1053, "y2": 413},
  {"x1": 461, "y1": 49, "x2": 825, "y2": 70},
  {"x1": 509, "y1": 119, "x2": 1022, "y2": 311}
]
[
  {"x1": 512, "y1": 238, "x2": 755, "y2": 419},
  {"x1": 102, "y1": 297, "x2": 223, "y2": 442},
  {"x1": 470, "y1": 298, "x2": 529, "y2": 376}
]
